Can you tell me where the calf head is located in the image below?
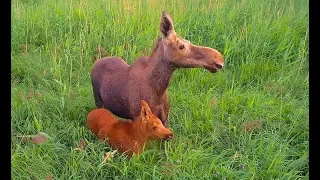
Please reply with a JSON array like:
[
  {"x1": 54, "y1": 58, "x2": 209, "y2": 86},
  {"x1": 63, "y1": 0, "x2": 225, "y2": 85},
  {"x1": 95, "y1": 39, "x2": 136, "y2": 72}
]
[{"x1": 139, "y1": 100, "x2": 174, "y2": 140}]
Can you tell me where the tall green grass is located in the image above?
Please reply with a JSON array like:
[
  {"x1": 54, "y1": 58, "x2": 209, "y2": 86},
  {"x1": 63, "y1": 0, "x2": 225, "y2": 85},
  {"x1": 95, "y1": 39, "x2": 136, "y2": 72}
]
[{"x1": 11, "y1": 0, "x2": 308, "y2": 179}]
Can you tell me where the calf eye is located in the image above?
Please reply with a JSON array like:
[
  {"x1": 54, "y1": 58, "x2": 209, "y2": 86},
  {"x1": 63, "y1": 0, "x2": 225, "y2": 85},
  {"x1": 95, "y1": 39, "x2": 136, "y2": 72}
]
[
  {"x1": 153, "y1": 126, "x2": 157, "y2": 130},
  {"x1": 179, "y1": 45, "x2": 185, "y2": 50}
]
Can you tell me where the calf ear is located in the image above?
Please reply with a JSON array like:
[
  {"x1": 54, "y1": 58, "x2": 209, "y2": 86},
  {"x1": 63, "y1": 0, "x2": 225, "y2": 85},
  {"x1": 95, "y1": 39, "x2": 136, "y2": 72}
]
[
  {"x1": 160, "y1": 11, "x2": 175, "y2": 37},
  {"x1": 141, "y1": 100, "x2": 152, "y2": 112},
  {"x1": 140, "y1": 100, "x2": 151, "y2": 121}
]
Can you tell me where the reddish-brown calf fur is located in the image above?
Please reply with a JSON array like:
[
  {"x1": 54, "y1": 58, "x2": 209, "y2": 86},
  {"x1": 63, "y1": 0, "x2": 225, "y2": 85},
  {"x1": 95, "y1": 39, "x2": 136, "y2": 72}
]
[
  {"x1": 87, "y1": 100, "x2": 173, "y2": 157},
  {"x1": 91, "y1": 11, "x2": 224, "y2": 126}
]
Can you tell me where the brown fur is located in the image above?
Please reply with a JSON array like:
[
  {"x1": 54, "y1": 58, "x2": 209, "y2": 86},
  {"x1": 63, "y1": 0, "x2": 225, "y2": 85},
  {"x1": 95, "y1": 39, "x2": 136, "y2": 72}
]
[
  {"x1": 91, "y1": 11, "x2": 224, "y2": 126},
  {"x1": 87, "y1": 100, "x2": 174, "y2": 157}
]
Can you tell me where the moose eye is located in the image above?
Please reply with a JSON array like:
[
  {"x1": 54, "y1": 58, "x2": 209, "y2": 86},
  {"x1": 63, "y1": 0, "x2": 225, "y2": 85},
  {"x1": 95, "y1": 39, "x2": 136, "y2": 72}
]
[
  {"x1": 153, "y1": 126, "x2": 157, "y2": 130},
  {"x1": 179, "y1": 45, "x2": 185, "y2": 50}
]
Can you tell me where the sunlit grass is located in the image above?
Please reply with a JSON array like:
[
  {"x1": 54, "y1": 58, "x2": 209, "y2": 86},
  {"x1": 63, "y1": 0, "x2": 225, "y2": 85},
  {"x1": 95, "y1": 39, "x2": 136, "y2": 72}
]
[{"x1": 11, "y1": 0, "x2": 308, "y2": 179}]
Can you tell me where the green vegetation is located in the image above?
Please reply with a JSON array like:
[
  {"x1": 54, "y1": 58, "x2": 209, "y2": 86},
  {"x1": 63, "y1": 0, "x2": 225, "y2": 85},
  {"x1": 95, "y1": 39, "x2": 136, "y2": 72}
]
[{"x1": 11, "y1": 0, "x2": 308, "y2": 179}]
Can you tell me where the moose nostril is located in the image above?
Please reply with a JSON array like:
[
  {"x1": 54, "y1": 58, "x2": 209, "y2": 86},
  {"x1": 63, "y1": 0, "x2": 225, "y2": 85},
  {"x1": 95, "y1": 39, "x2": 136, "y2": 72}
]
[{"x1": 214, "y1": 63, "x2": 223, "y2": 69}]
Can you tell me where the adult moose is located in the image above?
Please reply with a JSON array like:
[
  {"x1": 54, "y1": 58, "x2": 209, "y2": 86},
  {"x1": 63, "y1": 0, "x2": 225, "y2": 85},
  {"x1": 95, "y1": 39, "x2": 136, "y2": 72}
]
[{"x1": 91, "y1": 11, "x2": 224, "y2": 127}]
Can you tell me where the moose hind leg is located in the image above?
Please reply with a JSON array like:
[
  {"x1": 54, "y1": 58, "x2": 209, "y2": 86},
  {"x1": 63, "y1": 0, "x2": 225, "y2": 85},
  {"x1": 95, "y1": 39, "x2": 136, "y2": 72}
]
[
  {"x1": 94, "y1": 92, "x2": 103, "y2": 108},
  {"x1": 91, "y1": 82, "x2": 103, "y2": 108}
]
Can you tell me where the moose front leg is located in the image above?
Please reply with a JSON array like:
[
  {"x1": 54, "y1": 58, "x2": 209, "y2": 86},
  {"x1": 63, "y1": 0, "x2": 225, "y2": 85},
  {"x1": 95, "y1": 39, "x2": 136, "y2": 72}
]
[
  {"x1": 160, "y1": 108, "x2": 169, "y2": 127},
  {"x1": 161, "y1": 92, "x2": 170, "y2": 127},
  {"x1": 152, "y1": 103, "x2": 169, "y2": 127}
]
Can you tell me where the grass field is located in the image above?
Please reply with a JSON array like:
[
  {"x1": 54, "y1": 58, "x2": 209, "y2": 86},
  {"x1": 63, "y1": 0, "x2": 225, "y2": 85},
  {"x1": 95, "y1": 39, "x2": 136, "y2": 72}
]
[{"x1": 11, "y1": 0, "x2": 309, "y2": 179}]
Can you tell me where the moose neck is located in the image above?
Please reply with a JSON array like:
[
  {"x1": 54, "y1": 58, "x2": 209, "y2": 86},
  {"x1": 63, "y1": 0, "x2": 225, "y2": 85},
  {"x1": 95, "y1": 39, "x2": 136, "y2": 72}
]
[{"x1": 147, "y1": 38, "x2": 176, "y2": 95}]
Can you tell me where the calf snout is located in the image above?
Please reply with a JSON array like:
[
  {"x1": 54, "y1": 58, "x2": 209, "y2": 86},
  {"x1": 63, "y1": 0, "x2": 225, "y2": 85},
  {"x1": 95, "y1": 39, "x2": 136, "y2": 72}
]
[{"x1": 163, "y1": 133, "x2": 174, "y2": 141}]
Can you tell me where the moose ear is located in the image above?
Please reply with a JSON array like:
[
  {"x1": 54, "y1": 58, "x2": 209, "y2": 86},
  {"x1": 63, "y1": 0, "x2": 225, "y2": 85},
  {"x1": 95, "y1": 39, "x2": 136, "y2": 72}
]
[
  {"x1": 160, "y1": 11, "x2": 175, "y2": 37},
  {"x1": 140, "y1": 100, "x2": 151, "y2": 121}
]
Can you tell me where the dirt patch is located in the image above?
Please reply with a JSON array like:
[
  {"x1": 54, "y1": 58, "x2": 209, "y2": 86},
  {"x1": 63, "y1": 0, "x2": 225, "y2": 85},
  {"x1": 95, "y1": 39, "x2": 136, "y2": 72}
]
[
  {"x1": 264, "y1": 81, "x2": 286, "y2": 94},
  {"x1": 210, "y1": 98, "x2": 218, "y2": 107},
  {"x1": 242, "y1": 120, "x2": 262, "y2": 132}
]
